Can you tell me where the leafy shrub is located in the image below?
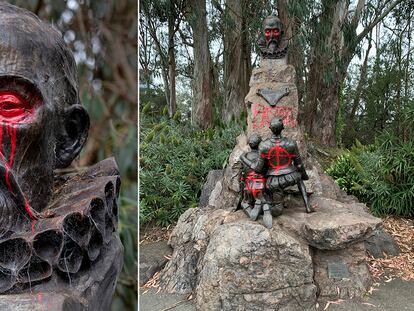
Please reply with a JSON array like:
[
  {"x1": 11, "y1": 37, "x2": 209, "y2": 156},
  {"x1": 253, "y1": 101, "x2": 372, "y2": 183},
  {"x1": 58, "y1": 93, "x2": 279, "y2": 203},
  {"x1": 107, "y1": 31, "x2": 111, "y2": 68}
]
[
  {"x1": 326, "y1": 134, "x2": 414, "y2": 216},
  {"x1": 140, "y1": 113, "x2": 243, "y2": 226},
  {"x1": 325, "y1": 152, "x2": 366, "y2": 198}
]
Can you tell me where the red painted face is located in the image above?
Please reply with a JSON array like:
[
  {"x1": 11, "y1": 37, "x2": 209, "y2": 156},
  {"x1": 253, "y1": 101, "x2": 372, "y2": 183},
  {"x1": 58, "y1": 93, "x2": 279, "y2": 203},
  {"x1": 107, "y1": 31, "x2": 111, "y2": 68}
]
[
  {"x1": 265, "y1": 28, "x2": 280, "y2": 42},
  {"x1": 0, "y1": 92, "x2": 36, "y2": 123}
]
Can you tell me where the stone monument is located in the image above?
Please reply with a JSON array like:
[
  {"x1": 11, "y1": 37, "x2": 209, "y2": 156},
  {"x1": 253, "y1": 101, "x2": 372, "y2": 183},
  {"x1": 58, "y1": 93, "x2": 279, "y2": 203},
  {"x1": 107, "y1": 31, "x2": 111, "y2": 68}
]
[
  {"x1": 160, "y1": 13, "x2": 393, "y2": 311},
  {"x1": 0, "y1": 3, "x2": 123, "y2": 310}
]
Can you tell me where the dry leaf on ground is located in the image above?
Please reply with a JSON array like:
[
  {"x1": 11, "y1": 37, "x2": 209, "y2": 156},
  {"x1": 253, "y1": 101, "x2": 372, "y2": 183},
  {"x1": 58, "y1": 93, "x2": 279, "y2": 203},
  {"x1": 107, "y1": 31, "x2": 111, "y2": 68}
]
[{"x1": 367, "y1": 216, "x2": 414, "y2": 281}]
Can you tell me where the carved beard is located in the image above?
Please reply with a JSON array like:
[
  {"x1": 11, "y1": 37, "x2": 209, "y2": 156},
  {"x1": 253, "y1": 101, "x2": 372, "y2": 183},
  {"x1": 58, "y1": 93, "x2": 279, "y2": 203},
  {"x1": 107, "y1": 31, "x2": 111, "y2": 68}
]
[
  {"x1": 0, "y1": 187, "x2": 27, "y2": 237},
  {"x1": 0, "y1": 164, "x2": 34, "y2": 238},
  {"x1": 267, "y1": 39, "x2": 280, "y2": 53}
]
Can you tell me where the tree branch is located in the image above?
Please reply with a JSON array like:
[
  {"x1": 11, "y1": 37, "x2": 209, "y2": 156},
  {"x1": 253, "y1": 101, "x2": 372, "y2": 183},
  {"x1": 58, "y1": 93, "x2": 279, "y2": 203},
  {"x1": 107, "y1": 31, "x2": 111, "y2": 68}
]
[
  {"x1": 357, "y1": 0, "x2": 404, "y2": 43},
  {"x1": 178, "y1": 28, "x2": 194, "y2": 47},
  {"x1": 350, "y1": 0, "x2": 365, "y2": 29}
]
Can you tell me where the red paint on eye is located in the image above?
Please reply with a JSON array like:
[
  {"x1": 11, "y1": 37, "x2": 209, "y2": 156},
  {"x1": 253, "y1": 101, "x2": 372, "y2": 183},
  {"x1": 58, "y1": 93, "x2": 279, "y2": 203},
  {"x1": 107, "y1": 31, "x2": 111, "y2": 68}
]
[
  {"x1": 272, "y1": 29, "x2": 280, "y2": 37},
  {"x1": 0, "y1": 92, "x2": 34, "y2": 123},
  {"x1": 0, "y1": 94, "x2": 37, "y2": 223},
  {"x1": 0, "y1": 127, "x2": 35, "y2": 224},
  {"x1": 265, "y1": 30, "x2": 271, "y2": 41}
]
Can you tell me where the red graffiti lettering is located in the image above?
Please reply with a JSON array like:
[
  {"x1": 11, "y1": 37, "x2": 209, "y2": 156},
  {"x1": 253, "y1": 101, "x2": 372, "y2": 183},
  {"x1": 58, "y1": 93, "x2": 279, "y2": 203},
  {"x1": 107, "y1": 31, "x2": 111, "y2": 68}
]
[{"x1": 252, "y1": 103, "x2": 298, "y2": 129}]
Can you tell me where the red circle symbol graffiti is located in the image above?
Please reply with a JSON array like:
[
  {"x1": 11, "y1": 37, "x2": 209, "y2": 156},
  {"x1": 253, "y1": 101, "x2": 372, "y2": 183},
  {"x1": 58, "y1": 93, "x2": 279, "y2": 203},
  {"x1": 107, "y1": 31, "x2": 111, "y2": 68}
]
[{"x1": 263, "y1": 145, "x2": 295, "y2": 172}]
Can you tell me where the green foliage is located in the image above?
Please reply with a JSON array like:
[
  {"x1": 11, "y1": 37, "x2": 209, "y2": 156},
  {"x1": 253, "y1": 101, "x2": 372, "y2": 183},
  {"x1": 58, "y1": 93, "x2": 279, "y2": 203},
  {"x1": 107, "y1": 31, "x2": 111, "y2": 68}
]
[
  {"x1": 326, "y1": 151, "x2": 366, "y2": 198},
  {"x1": 327, "y1": 134, "x2": 414, "y2": 217},
  {"x1": 140, "y1": 112, "x2": 243, "y2": 226}
]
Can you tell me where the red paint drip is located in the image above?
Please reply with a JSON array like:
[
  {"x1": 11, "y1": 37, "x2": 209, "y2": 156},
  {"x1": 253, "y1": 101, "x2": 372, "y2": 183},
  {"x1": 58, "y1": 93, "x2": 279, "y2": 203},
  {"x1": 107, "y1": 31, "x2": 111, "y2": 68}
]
[
  {"x1": 25, "y1": 199, "x2": 34, "y2": 219},
  {"x1": 25, "y1": 199, "x2": 37, "y2": 234},
  {"x1": 4, "y1": 168, "x2": 11, "y2": 192},
  {"x1": 9, "y1": 125, "x2": 16, "y2": 168},
  {"x1": 0, "y1": 125, "x2": 12, "y2": 192},
  {"x1": 0, "y1": 93, "x2": 37, "y2": 223},
  {"x1": 31, "y1": 219, "x2": 37, "y2": 234},
  {"x1": 37, "y1": 293, "x2": 45, "y2": 311}
]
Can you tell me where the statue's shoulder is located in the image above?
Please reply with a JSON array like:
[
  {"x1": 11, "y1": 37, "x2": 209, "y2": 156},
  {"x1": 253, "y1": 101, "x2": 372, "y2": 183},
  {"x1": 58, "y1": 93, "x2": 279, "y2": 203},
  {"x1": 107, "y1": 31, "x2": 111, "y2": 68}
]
[
  {"x1": 278, "y1": 137, "x2": 298, "y2": 151},
  {"x1": 245, "y1": 150, "x2": 260, "y2": 161},
  {"x1": 258, "y1": 139, "x2": 272, "y2": 152}
]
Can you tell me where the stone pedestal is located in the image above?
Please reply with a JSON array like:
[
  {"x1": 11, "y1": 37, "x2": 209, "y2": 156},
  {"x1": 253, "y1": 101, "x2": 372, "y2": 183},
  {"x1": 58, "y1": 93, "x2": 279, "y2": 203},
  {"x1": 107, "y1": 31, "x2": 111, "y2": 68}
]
[
  {"x1": 159, "y1": 191, "x2": 381, "y2": 310},
  {"x1": 245, "y1": 58, "x2": 307, "y2": 158},
  {"x1": 160, "y1": 57, "x2": 386, "y2": 310}
]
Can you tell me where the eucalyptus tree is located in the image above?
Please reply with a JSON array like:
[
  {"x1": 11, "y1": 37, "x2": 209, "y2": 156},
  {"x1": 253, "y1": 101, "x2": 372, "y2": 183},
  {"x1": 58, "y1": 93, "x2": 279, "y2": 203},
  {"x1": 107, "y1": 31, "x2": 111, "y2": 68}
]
[
  {"x1": 279, "y1": 0, "x2": 404, "y2": 146},
  {"x1": 187, "y1": 0, "x2": 213, "y2": 129},
  {"x1": 140, "y1": 0, "x2": 186, "y2": 117}
]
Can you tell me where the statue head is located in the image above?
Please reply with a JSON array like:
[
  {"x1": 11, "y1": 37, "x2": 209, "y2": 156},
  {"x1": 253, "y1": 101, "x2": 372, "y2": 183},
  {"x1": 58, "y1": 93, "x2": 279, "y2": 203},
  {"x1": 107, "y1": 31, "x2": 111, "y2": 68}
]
[
  {"x1": 262, "y1": 15, "x2": 283, "y2": 52},
  {"x1": 269, "y1": 118, "x2": 284, "y2": 135},
  {"x1": 248, "y1": 133, "x2": 261, "y2": 150},
  {"x1": 0, "y1": 2, "x2": 89, "y2": 213}
]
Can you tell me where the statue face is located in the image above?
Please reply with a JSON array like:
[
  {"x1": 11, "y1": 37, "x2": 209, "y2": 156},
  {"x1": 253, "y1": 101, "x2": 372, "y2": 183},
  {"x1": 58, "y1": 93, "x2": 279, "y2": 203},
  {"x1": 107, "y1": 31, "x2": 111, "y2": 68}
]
[
  {"x1": 0, "y1": 3, "x2": 89, "y2": 215},
  {"x1": 263, "y1": 16, "x2": 283, "y2": 51}
]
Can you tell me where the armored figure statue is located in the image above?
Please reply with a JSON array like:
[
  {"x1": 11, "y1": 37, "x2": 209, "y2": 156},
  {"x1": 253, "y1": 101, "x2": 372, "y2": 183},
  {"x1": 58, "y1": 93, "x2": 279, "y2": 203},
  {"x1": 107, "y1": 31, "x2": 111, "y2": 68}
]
[
  {"x1": 258, "y1": 14, "x2": 288, "y2": 59},
  {"x1": 240, "y1": 118, "x2": 313, "y2": 228},
  {"x1": 0, "y1": 3, "x2": 122, "y2": 310},
  {"x1": 240, "y1": 134, "x2": 266, "y2": 220}
]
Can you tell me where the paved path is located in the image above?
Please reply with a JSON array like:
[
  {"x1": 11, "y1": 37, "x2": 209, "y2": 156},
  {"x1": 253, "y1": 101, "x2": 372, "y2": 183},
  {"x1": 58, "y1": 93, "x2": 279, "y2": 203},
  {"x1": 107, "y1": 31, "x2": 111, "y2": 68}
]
[
  {"x1": 327, "y1": 278, "x2": 414, "y2": 311},
  {"x1": 139, "y1": 278, "x2": 414, "y2": 310},
  {"x1": 139, "y1": 288, "x2": 195, "y2": 311}
]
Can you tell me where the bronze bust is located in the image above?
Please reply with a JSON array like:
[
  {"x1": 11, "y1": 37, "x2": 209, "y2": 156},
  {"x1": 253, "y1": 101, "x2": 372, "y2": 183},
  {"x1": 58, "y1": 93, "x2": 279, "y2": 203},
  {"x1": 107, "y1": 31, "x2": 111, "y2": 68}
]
[
  {"x1": 258, "y1": 15, "x2": 288, "y2": 59},
  {"x1": 0, "y1": 3, "x2": 122, "y2": 309}
]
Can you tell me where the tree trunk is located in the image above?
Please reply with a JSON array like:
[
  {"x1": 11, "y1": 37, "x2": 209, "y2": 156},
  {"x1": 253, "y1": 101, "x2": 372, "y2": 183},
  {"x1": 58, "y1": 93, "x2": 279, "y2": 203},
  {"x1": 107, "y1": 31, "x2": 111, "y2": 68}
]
[
  {"x1": 168, "y1": 12, "x2": 177, "y2": 117},
  {"x1": 222, "y1": 0, "x2": 251, "y2": 123},
  {"x1": 278, "y1": 0, "x2": 306, "y2": 106},
  {"x1": 189, "y1": 0, "x2": 213, "y2": 129},
  {"x1": 143, "y1": 13, "x2": 171, "y2": 108},
  {"x1": 303, "y1": 0, "x2": 358, "y2": 146},
  {"x1": 344, "y1": 31, "x2": 372, "y2": 143},
  {"x1": 302, "y1": 0, "x2": 402, "y2": 146}
]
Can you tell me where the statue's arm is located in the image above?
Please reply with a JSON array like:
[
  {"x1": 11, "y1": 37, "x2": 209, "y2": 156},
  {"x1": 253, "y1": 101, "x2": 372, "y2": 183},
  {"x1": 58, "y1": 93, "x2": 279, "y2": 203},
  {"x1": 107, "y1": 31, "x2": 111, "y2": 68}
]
[
  {"x1": 292, "y1": 142, "x2": 309, "y2": 180},
  {"x1": 239, "y1": 153, "x2": 265, "y2": 174}
]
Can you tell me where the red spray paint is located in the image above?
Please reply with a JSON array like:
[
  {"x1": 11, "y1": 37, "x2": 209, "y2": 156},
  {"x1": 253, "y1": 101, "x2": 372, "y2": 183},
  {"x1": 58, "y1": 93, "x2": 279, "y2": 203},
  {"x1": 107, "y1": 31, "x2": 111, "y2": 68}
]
[
  {"x1": 0, "y1": 92, "x2": 37, "y2": 227},
  {"x1": 37, "y1": 293, "x2": 45, "y2": 311},
  {"x1": 242, "y1": 171, "x2": 265, "y2": 199},
  {"x1": 252, "y1": 103, "x2": 298, "y2": 129},
  {"x1": 261, "y1": 145, "x2": 296, "y2": 172}
]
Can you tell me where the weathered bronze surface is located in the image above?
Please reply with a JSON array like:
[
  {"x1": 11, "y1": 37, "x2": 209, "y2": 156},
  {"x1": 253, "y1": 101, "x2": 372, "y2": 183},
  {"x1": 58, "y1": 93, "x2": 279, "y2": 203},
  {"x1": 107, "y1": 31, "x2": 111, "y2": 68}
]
[
  {"x1": 240, "y1": 118, "x2": 313, "y2": 228},
  {"x1": 240, "y1": 134, "x2": 265, "y2": 220},
  {"x1": 258, "y1": 15, "x2": 288, "y2": 59},
  {"x1": 0, "y1": 3, "x2": 122, "y2": 310},
  {"x1": 257, "y1": 87, "x2": 290, "y2": 106}
]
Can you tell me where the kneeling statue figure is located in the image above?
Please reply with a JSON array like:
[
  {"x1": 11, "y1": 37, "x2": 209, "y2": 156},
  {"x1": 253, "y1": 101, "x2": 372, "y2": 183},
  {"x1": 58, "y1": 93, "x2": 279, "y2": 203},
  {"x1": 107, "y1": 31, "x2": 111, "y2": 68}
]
[{"x1": 239, "y1": 118, "x2": 314, "y2": 228}]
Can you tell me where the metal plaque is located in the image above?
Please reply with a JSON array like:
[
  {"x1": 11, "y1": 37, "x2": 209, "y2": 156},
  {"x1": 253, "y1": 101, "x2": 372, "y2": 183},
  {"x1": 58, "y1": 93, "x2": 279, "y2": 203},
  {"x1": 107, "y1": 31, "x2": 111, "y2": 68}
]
[
  {"x1": 327, "y1": 262, "x2": 350, "y2": 279},
  {"x1": 257, "y1": 87, "x2": 290, "y2": 106}
]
